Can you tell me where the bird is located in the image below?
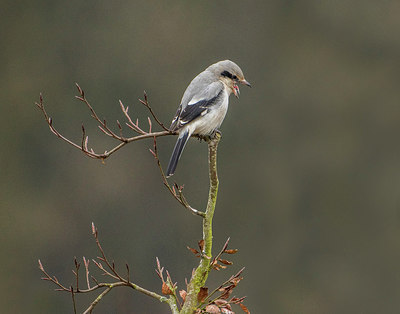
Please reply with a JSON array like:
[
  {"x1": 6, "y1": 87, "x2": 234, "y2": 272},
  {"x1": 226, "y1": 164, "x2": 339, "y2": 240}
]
[{"x1": 166, "y1": 60, "x2": 251, "y2": 177}]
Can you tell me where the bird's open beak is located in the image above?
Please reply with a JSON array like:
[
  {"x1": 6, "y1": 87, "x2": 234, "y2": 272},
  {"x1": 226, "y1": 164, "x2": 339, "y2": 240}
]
[
  {"x1": 240, "y1": 79, "x2": 251, "y2": 88},
  {"x1": 233, "y1": 79, "x2": 251, "y2": 98},
  {"x1": 233, "y1": 84, "x2": 240, "y2": 98}
]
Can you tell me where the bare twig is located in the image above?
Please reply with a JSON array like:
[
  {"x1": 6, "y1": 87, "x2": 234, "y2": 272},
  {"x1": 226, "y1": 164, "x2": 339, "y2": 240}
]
[
  {"x1": 211, "y1": 238, "x2": 231, "y2": 267},
  {"x1": 119, "y1": 100, "x2": 147, "y2": 135},
  {"x1": 38, "y1": 259, "x2": 70, "y2": 292},
  {"x1": 35, "y1": 86, "x2": 206, "y2": 219},
  {"x1": 73, "y1": 257, "x2": 80, "y2": 292},
  {"x1": 35, "y1": 86, "x2": 173, "y2": 161},
  {"x1": 139, "y1": 91, "x2": 169, "y2": 131},
  {"x1": 149, "y1": 136, "x2": 205, "y2": 218},
  {"x1": 83, "y1": 284, "x2": 113, "y2": 314},
  {"x1": 38, "y1": 223, "x2": 182, "y2": 313},
  {"x1": 91, "y1": 223, "x2": 126, "y2": 283},
  {"x1": 83, "y1": 257, "x2": 90, "y2": 290},
  {"x1": 70, "y1": 286, "x2": 77, "y2": 314}
]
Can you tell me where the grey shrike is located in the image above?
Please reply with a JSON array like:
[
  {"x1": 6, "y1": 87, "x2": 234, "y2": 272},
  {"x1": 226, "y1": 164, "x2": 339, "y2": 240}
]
[{"x1": 166, "y1": 60, "x2": 251, "y2": 177}]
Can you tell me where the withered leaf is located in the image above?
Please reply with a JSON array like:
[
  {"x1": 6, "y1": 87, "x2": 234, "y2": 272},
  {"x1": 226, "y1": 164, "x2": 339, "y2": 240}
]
[
  {"x1": 198, "y1": 239, "x2": 205, "y2": 251},
  {"x1": 219, "y1": 259, "x2": 233, "y2": 265},
  {"x1": 187, "y1": 246, "x2": 200, "y2": 257},
  {"x1": 197, "y1": 286, "x2": 208, "y2": 303},
  {"x1": 205, "y1": 304, "x2": 220, "y2": 313},
  {"x1": 179, "y1": 289, "x2": 187, "y2": 303},
  {"x1": 239, "y1": 303, "x2": 250, "y2": 313},
  {"x1": 231, "y1": 297, "x2": 246, "y2": 304},
  {"x1": 213, "y1": 264, "x2": 222, "y2": 271},
  {"x1": 224, "y1": 249, "x2": 238, "y2": 254},
  {"x1": 230, "y1": 276, "x2": 243, "y2": 286},
  {"x1": 222, "y1": 303, "x2": 232, "y2": 310},
  {"x1": 219, "y1": 285, "x2": 234, "y2": 300},
  {"x1": 220, "y1": 290, "x2": 232, "y2": 300},
  {"x1": 162, "y1": 282, "x2": 173, "y2": 295},
  {"x1": 214, "y1": 299, "x2": 228, "y2": 306}
]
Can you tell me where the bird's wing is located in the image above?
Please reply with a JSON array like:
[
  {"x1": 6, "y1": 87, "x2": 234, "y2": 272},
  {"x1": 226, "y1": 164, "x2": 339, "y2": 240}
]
[{"x1": 170, "y1": 81, "x2": 224, "y2": 131}]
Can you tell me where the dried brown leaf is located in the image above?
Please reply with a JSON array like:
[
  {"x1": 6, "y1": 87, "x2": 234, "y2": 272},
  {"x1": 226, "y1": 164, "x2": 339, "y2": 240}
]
[
  {"x1": 219, "y1": 259, "x2": 233, "y2": 265},
  {"x1": 179, "y1": 290, "x2": 187, "y2": 303},
  {"x1": 213, "y1": 263, "x2": 227, "y2": 271},
  {"x1": 205, "y1": 304, "x2": 221, "y2": 313},
  {"x1": 213, "y1": 263, "x2": 224, "y2": 271},
  {"x1": 198, "y1": 239, "x2": 205, "y2": 252},
  {"x1": 219, "y1": 285, "x2": 234, "y2": 300},
  {"x1": 230, "y1": 276, "x2": 243, "y2": 286},
  {"x1": 197, "y1": 286, "x2": 208, "y2": 302},
  {"x1": 162, "y1": 282, "x2": 173, "y2": 295},
  {"x1": 187, "y1": 246, "x2": 200, "y2": 257},
  {"x1": 224, "y1": 249, "x2": 238, "y2": 254},
  {"x1": 214, "y1": 299, "x2": 228, "y2": 306},
  {"x1": 230, "y1": 297, "x2": 246, "y2": 304},
  {"x1": 239, "y1": 303, "x2": 250, "y2": 313}
]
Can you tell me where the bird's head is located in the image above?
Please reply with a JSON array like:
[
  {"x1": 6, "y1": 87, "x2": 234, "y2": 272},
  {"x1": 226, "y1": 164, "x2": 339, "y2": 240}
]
[{"x1": 208, "y1": 60, "x2": 251, "y2": 98}]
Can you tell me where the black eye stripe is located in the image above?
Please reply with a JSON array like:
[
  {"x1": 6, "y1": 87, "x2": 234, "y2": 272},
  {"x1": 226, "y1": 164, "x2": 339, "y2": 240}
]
[{"x1": 221, "y1": 70, "x2": 234, "y2": 79}]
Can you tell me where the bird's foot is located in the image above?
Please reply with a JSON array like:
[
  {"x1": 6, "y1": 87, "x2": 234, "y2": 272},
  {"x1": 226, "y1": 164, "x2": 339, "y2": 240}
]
[
  {"x1": 196, "y1": 135, "x2": 207, "y2": 142},
  {"x1": 210, "y1": 129, "x2": 221, "y2": 140},
  {"x1": 214, "y1": 129, "x2": 222, "y2": 137},
  {"x1": 196, "y1": 130, "x2": 221, "y2": 142}
]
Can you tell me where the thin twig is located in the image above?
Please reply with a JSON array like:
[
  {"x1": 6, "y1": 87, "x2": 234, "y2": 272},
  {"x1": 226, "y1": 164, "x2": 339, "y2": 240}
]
[
  {"x1": 83, "y1": 257, "x2": 90, "y2": 290},
  {"x1": 203, "y1": 267, "x2": 245, "y2": 305},
  {"x1": 209, "y1": 237, "x2": 230, "y2": 270},
  {"x1": 91, "y1": 223, "x2": 126, "y2": 283},
  {"x1": 70, "y1": 286, "x2": 77, "y2": 314},
  {"x1": 149, "y1": 137, "x2": 205, "y2": 218},
  {"x1": 119, "y1": 100, "x2": 146, "y2": 135},
  {"x1": 139, "y1": 91, "x2": 169, "y2": 131},
  {"x1": 36, "y1": 87, "x2": 174, "y2": 161},
  {"x1": 83, "y1": 284, "x2": 114, "y2": 314},
  {"x1": 39, "y1": 225, "x2": 170, "y2": 312}
]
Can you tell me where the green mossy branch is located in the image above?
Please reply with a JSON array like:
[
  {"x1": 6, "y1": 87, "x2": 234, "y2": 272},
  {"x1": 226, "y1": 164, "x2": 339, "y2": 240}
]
[{"x1": 180, "y1": 133, "x2": 221, "y2": 313}]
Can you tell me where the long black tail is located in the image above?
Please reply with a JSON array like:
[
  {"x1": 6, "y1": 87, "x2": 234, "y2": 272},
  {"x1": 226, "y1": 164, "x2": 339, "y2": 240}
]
[{"x1": 166, "y1": 130, "x2": 190, "y2": 177}]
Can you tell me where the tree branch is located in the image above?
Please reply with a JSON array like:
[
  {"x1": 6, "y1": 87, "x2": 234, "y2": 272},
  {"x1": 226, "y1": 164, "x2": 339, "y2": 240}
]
[
  {"x1": 38, "y1": 223, "x2": 180, "y2": 314},
  {"x1": 36, "y1": 86, "x2": 250, "y2": 313},
  {"x1": 180, "y1": 133, "x2": 221, "y2": 313},
  {"x1": 35, "y1": 85, "x2": 174, "y2": 161}
]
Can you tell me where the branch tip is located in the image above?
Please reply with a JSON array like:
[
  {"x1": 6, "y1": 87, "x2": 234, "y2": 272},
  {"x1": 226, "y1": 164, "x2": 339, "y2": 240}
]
[{"x1": 75, "y1": 82, "x2": 84, "y2": 97}]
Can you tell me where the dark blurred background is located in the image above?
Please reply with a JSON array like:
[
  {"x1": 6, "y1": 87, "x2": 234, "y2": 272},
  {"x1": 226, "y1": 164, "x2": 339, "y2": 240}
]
[{"x1": 1, "y1": 1, "x2": 400, "y2": 313}]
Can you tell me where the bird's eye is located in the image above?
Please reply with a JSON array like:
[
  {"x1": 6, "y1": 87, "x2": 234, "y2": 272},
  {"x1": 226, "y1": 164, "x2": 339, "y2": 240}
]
[{"x1": 232, "y1": 75, "x2": 238, "y2": 80}]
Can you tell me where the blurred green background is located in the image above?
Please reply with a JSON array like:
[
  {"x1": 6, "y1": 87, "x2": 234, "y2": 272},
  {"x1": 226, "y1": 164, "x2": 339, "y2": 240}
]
[{"x1": 1, "y1": 1, "x2": 400, "y2": 313}]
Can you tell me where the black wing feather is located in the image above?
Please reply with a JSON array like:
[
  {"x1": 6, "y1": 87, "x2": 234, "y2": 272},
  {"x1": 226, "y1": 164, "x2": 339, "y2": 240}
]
[{"x1": 171, "y1": 90, "x2": 223, "y2": 131}]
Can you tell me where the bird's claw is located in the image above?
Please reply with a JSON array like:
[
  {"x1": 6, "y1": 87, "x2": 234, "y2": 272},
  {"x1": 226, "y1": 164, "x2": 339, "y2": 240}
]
[{"x1": 210, "y1": 129, "x2": 221, "y2": 139}]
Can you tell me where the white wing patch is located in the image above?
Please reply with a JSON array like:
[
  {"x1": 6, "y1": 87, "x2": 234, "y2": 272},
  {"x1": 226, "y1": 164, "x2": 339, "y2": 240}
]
[{"x1": 187, "y1": 97, "x2": 202, "y2": 106}]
